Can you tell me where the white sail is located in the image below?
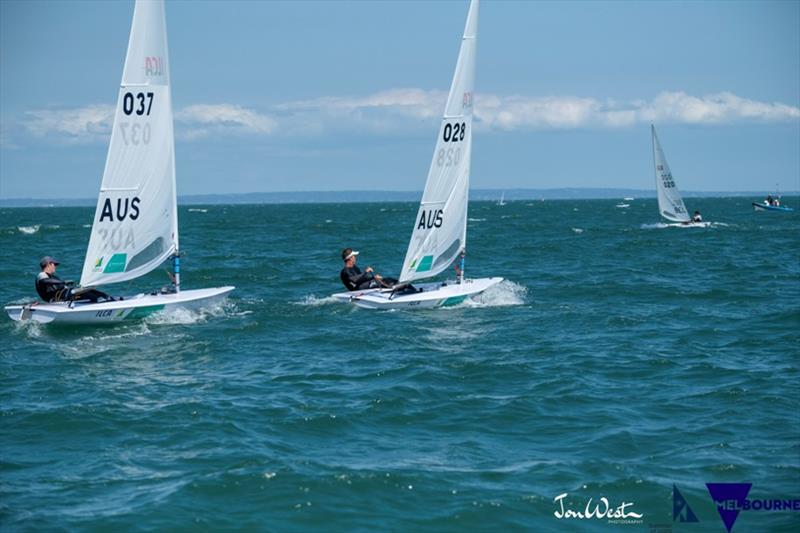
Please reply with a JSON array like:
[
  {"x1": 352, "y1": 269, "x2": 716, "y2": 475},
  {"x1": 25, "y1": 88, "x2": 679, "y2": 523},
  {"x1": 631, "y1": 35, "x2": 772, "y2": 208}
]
[
  {"x1": 400, "y1": 0, "x2": 478, "y2": 284},
  {"x1": 80, "y1": 0, "x2": 178, "y2": 287},
  {"x1": 651, "y1": 125, "x2": 690, "y2": 223}
]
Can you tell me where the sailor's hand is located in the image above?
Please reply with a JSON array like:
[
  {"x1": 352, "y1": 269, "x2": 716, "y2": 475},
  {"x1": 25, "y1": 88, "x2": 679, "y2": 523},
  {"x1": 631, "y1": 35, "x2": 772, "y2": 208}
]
[
  {"x1": 366, "y1": 267, "x2": 374, "y2": 273},
  {"x1": 374, "y1": 274, "x2": 382, "y2": 280},
  {"x1": 65, "y1": 280, "x2": 75, "y2": 286}
]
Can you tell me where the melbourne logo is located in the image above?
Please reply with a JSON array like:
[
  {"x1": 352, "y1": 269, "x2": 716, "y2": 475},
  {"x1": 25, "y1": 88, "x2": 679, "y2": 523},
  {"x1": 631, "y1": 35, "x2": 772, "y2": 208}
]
[
  {"x1": 673, "y1": 484, "x2": 699, "y2": 523},
  {"x1": 553, "y1": 492, "x2": 643, "y2": 524},
  {"x1": 706, "y1": 483, "x2": 800, "y2": 532}
]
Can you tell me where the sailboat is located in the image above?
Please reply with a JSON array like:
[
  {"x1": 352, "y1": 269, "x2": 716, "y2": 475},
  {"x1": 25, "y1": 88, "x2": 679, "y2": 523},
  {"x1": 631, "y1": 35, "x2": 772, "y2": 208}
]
[
  {"x1": 498, "y1": 191, "x2": 506, "y2": 206},
  {"x1": 651, "y1": 125, "x2": 709, "y2": 227},
  {"x1": 332, "y1": 0, "x2": 502, "y2": 310},
  {"x1": 5, "y1": 0, "x2": 233, "y2": 324}
]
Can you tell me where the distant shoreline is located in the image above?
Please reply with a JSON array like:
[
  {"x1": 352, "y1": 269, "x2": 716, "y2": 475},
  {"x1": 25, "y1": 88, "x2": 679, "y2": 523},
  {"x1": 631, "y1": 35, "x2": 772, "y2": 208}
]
[{"x1": 1, "y1": 188, "x2": 796, "y2": 208}]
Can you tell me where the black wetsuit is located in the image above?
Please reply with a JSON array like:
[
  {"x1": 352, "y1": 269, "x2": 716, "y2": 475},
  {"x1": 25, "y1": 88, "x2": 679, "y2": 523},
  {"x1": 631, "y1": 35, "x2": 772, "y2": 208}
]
[
  {"x1": 35, "y1": 272, "x2": 110, "y2": 303},
  {"x1": 36, "y1": 272, "x2": 71, "y2": 302},
  {"x1": 340, "y1": 265, "x2": 401, "y2": 292},
  {"x1": 340, "y1": 265, "x2": 376, "y2": 291}
]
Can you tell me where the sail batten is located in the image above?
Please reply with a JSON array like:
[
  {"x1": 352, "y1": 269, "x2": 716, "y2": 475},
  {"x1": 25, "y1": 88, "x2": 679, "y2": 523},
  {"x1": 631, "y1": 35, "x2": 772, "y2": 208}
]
[
  {"x1": 652, "y1": 125, "x2": 690, "y2": 223},
  {"x1": 80, "y1": 0, "x2": 178, "y2": 287},
  {"x1": 399, "y1": 0, "x2": 478, "y2": 284}
]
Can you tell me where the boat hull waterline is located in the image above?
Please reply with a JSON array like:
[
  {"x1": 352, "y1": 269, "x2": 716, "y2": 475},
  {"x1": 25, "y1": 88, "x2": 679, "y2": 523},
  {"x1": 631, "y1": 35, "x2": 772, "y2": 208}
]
[
  {"x1": 5, "y1": 286, "x2": 234, "y2": 324},
  {"x1": 332, "y1": 277, "x2": 503, "y2": 310}
]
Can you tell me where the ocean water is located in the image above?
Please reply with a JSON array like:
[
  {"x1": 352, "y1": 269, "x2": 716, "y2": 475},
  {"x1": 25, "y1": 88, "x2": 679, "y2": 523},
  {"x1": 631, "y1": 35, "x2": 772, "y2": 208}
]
[{"x1": 1, "y1": 197, "x2": 798, "y2": 532}]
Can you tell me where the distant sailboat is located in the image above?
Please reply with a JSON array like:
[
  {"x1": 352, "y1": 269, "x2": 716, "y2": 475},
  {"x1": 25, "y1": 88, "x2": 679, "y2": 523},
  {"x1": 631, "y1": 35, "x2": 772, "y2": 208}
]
[
  {"x1": 498, "y1": 191, "x2": 506, "y2": 206},
  {"x1": 5, "y1": 0, "x2": 233, "y2": 324},
  {"x1": 651, "y1": 125, "x2": 709, "y2": 227},
  {"x1": 333, "y1": 0, "x2": 501, "y2": 309}
]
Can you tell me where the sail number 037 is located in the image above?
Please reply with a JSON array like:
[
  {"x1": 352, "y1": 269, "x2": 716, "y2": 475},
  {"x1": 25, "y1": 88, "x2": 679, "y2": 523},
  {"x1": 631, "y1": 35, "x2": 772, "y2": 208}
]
[
  {"x1": 437, "y1": 121, "x2": 466, "y2": 167},
  {"x1": 119, "y1": 92, "x2": 154, "y2": 146},
  {"x1": 122, "y1": 92, "x2": 154, "y2": 116}
]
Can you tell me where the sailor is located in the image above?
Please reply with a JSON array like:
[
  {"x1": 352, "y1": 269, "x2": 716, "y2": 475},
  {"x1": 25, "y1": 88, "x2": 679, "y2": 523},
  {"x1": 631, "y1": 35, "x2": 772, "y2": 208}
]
[
  {"x1": 339, "y1": 248, "x2": 397, "y2": 291},
  {"x1": 692, "y1": 210, "x2": 703, "y2": 223},
  {"x1": 766, "y1": 194, "x2": 774, "y2": 206},
  {"x1": 35, "y1": 256, "x2": 112, "y2": 303}
]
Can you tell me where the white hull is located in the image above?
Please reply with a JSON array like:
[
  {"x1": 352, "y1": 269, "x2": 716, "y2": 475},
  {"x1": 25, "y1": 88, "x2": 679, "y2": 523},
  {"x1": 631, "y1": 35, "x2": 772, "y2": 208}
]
[
  {"x1": 332, "y1": 277, "x2": 503, "y2": 310},
  {"x1": 664, "y1": 221, "x2": 711, "y2": 228},
  {"x1": 5, "y1": 286, "x2": 234, "y2": 324}
]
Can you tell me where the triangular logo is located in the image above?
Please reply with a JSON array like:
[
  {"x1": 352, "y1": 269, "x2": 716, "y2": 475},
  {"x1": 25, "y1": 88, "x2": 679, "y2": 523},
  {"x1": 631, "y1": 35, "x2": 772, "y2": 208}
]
[
  {"x1": 673, "y1": 484, "x2": 699, "y2": 522},
  {"x1": 706, "y1": 483, "x2": 751, "y2": 533}
]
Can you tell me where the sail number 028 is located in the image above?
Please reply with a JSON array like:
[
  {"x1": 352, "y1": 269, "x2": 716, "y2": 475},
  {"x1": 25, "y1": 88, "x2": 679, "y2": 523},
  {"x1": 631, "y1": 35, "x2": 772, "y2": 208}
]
[
  {"x1": 443, "y1": 122, "x2": 466, "y2": 143},
  {"x1": 122, "y1": 92, "x2": 154, "y2": 116},
  {"x1": 437, "y1": 122, "x2": 466, "y2": 167}
]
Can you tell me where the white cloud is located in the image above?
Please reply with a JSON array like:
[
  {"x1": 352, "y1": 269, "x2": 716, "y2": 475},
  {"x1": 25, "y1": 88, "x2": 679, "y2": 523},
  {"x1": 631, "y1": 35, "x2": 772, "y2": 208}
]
[
  {"x1": 175, "y1": 104, "x2": 276, "y2": 139},
  {"x1": 23, "y1": 104, "x2": 114, "y2": 143},
  {"x1": 279, "y1": 88, "x2": 445, "y2": 120},
  {"x1": 12, "y1": 90, "x2": 799, "y2": 146},
  {"x1": 476, "y1": 91, "x2": 800, "y2": 130},
  {"x1": 18, "y1": 103, "x2": 276, "y2": 143},
  {"x1": 274, "y1": 89, "x2": 799, "y2": 135},
  {"x1": 640, "y1": 91, "x2": 800, "y2": 124}
]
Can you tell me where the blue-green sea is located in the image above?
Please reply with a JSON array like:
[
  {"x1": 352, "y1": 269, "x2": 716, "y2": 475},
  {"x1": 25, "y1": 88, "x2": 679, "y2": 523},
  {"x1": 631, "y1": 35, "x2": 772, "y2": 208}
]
[{"x1": 1, "y1": 197, "x2": 799, "y2": 532}]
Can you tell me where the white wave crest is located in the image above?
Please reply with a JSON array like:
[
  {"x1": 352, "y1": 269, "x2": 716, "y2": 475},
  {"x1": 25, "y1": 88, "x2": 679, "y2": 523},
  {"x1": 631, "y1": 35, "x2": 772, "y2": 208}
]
[
  {"x1": 188, "y1": 208, "x2": 208, "y2": 213},
  {"x1": 468, "y1": 218, "x2": 486, "y2": 222},
  {"x1": 18, "y1": 225, "x2": 40, "y2": 234},
  {"x1": 571, "y1": 227, "x2": 584, "y2": 234},
  {"x1": 464, "y1": 279, "x2": 527, "y2": 308},
  {"x1": 13, "y1": 317, "x2": 43, "y2": 339},
  {"x1": 55, "y1": 323, "x2": 155, "y2": 359},
  {"x1": 293, "y1": 294, "x2": 338, "y2": 306},
  {"x1": 146, "y1": 299, "x2": 236, "y2": 325}
]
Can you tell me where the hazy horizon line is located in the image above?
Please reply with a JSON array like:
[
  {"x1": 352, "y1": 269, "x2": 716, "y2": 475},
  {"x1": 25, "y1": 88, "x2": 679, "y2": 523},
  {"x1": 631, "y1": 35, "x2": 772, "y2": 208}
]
[{"x1": 2, "y1": 187, "x2": 797, "y2": 208}]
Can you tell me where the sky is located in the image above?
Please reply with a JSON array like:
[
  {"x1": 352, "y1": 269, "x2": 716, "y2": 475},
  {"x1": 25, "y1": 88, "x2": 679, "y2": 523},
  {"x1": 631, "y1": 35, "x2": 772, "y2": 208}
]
[{"x1": 1, "y1": 0, "x2": 799, "y2": 199}]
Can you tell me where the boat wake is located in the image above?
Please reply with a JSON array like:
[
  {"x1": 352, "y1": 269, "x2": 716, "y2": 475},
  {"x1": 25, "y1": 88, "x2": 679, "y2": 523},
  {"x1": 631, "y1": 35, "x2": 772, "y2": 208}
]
[
  {"x1": 641, "y1": 221, "x2": 725, "y2": 229},
  {"x1": 293, "y1": 295, "x2": 339, "y2": 307},
  {"x1": 146, "y1": 299, "x2": 240, "y2": 325},
  {"x1": 461, "y1": 279, "x2": 527, "y2": 308},
  {"x1": 13, "y1": 318, "x2": 44, "y2": 339}
]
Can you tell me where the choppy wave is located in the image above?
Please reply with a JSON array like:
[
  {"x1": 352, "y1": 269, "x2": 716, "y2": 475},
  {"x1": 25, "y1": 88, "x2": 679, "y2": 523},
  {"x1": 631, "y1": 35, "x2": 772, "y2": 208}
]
[
  {"x1": 146, "y1": 299, "x2": 241, "y2": 325},
  {"x1": 18, "y1": 224, "x2": 40, "y2": 234},
  {"x1": 188, "y1": 208, "x2": 208, "y2": 213},
  {"x1": 1, "y1": 198, "x2": 797, "y2": 532},
  {"x1": 293, "y1": 294, "x2": 338, "y2": 306},
  {"x1": 463, "y1": 279, "x2": 527, "y2": 308}
]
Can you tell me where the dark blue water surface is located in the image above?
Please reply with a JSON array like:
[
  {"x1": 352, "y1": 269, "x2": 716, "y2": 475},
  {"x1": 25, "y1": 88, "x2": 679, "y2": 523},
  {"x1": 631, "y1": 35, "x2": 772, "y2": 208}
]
[{"x1": 1, "y1": 198, "x2": 799, "y2": 532}]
